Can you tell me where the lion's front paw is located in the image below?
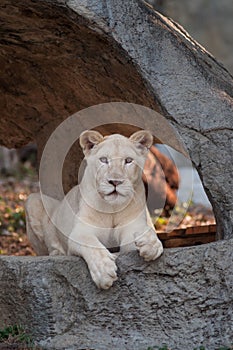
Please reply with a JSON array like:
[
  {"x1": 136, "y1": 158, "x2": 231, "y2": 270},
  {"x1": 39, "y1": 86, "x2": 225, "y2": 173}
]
[
  {"x1": 87, "y1": 250, "x2": 118, "y2": 290},
  {"x1": 135, "y1": 229, "x2": 163, "y2": 262}
]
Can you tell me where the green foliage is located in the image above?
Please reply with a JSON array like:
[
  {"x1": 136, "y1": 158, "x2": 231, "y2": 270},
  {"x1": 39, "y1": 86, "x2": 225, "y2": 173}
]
[
  {"x1": 152, "y1": 201, "x2": 193, "y2": 230},
  {"x1": 0, "y1": 196, "x2": 26, "y2": 235},
  {"x1": 0, "y1": 324, "x2": 33, "y2": 346},
  {"x1": 16, "y1": 163, "x2": 37, "y2": 181}
]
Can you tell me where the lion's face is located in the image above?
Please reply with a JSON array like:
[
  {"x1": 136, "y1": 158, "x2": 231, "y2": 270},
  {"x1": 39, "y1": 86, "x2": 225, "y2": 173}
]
[{"x1": 80, "y1": 130, "x2": 153, "y2": 207}]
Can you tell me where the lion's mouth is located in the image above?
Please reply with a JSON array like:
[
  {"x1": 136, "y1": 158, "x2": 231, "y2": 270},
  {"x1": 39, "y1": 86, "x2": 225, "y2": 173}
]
[
  {"x1": 108, "y1": 190, "x2": 118, "y2": 197},
  {"x1": 105, "y1": 189, "x2": 122, "y2": 200},
  {"x1": 98, "y1": 187, "x2": 126, "y2": 201}
]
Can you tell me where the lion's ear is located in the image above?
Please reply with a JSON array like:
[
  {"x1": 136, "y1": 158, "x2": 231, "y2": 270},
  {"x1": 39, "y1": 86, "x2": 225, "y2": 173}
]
[
  {"x1": 80, "y1": 130, "x2": 104, "y2": 155},
  {"x1": 129, "y1": 130, "x2": 153, "y2": 149}
]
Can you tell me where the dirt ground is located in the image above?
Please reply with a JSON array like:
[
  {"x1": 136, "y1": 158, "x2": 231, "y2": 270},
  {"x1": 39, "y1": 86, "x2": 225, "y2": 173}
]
[{"x1": 0, "y1": 177, "x2": 38, "y2": 256}]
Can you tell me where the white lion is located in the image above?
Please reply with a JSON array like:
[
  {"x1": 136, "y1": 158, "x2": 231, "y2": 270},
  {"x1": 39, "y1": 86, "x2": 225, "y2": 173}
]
[{"x1": 25, "y1": 130, "x2": 163, "y2": 289}]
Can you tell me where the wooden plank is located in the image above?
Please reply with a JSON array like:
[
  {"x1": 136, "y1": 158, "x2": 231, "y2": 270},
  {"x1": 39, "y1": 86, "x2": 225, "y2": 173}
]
[
  {"x1": 157, "y1": 224, "x2": 216, "y2": 248},
  {"x1": 157, "y1": 224, "x2": 216, "y2": 237},
  {"x1": 157, "y1": 228, "x2": 186, "y2": 239},
  {"x1": 162, "y1": 233, "x2": 216, "y2": 248},
  {"x1": 209, "y1": 224, "x2": 217, "y2": 233},
  {"x1": 186, "y1": 225, "x2": 210, "y2": 235}
]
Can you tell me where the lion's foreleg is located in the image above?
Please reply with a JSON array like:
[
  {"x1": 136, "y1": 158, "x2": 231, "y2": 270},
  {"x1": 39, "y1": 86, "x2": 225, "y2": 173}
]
[
  {"x1": 68, "y1": 223, "x2": 118, "y2": 289},
  {"x1": 119, "y1": 218, "x2": 163, "y2": 261},
  {"x1": 134, "y1": 226, "x2": 163, "y2": 261}
]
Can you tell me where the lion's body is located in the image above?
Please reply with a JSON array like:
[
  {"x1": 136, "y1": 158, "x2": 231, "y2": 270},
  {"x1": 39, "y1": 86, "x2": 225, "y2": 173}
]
[{"x1": 25, "y1": 130, "x2": 163, "y2": 289}]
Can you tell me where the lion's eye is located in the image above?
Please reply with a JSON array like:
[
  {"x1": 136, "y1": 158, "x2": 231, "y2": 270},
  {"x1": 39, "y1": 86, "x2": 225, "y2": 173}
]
[
  {"x1": 125, "y1": 157, "x2": 133, "y2": 164},
  {"x1": 99, "y1": 157, "x2": 108, "y2": 164}
]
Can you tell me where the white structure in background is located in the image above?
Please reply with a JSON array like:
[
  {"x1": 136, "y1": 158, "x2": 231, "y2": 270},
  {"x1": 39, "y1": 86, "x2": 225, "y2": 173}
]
[
  {"x1": 0, "y1": 146, "x2": 19, "y2": 175},
  {"x1": 156, "y1": 144, "x2": 211, "y2": 208}
]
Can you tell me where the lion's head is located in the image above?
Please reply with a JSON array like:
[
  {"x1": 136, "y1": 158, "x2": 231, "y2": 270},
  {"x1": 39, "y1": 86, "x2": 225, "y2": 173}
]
[{"x1": 79, "y1": 130, "x2": 153, "y2": 210}]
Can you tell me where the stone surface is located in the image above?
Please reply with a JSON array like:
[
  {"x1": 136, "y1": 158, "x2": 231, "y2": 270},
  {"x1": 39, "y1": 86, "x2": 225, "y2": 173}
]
[{"x1": 0, "y1": 241, "x2": 233, "y2": 349}]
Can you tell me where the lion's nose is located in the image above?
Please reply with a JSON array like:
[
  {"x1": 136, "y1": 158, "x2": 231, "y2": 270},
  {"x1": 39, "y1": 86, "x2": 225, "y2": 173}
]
[{"x1": 108, "y1": 180, "x2": 123, "y2": 187}]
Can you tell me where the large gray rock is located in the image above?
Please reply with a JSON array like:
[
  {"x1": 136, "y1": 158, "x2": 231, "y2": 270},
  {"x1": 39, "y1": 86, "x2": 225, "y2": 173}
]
[{"x1": 0, "y1": 241, "x2": 232, "y2": 350}]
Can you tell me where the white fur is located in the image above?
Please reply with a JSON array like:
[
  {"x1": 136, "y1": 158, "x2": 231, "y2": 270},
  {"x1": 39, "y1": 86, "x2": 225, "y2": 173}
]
[{"x1": 25, "y1": 130, "x2": 163, "y2": 289}]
